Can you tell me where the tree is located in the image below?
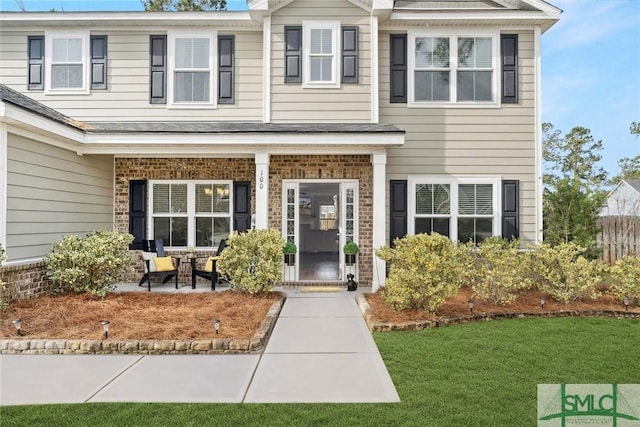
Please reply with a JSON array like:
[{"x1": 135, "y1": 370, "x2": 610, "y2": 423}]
[
  {"x1": 609, "y1": 121, "x2": 640, "y2": 183},
  {"x1": 141, "y1": 0, "x2": 226, "y2": 11},
  {"x1": 542, "y1": 123, "x2": 607, "y2": 257}
]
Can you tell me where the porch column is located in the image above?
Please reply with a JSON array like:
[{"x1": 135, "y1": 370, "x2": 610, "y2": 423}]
[
  {"x1": 371, "y1": 152, "x2": 386, "y2": 291},
  {"x1": 254, "y1": 152, "x2": 270, "y2": 229},
  {"x1": 0, "y1": 123, "x2": 7, "y2": 249}
]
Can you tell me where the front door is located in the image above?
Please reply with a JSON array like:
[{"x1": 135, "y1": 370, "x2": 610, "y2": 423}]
[{"x1": 282, "y1": 180, "x2": 358, "y2": 281}]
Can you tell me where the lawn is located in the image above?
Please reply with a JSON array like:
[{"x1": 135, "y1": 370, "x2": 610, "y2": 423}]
[{"x1": 2, "y1": 317, "x2": 638, "y2": 426}]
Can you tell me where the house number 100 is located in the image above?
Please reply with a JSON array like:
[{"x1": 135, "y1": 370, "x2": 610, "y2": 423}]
[{"x1": 259, "y1": 170, "x2": 265, "y2": 190}]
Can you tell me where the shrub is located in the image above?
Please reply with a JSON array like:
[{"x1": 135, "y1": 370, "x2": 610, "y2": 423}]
[
  {"x1": 0, "y1": 242, "x2": 7, "y2": 311},
  {"x1": 608, "y1": 255, "x2": 640, "y2": 303},
  {"x1": 528, "y1": 242, "x2": 602, "y2": 304},
  {"x1": 376, "y1": 233, "x2": 462, "y2": 312},
  {"x1": 44, "y1": 231, "x2": 134, "y2": 298},
  {"x1": 463, "y1": 237, "x2": 531, "y2": 305},
  {"x1": 217, "y1": 229, "x2": 285, "y2": 295},
  {"x1": 283, "y1": 241, "x2": 297, "y2": 254}
]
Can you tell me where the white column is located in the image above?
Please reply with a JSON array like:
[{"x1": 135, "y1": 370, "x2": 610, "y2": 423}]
[
  {"x1": 262, "y1": 16, "x2": 271, "y2": 124},
  {"x1": 371, "y1": 152, "x2": 386, "y2": 291},
  {"x1": 0, "y1": 123, "x2": 7, "y2": 252},
  {"x1": 254, "y1": 152, "x2": 270, "y2": 229}
]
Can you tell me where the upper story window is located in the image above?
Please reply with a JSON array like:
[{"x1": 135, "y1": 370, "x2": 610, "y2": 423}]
[
  {"x1": 408, "y1": 31, "x2": 498, "y2": 107},
  {"x1": 168, "y1": 30, "x2": 216, "y2": 108},
  {"x1": 303, "y1": 21, "x2": 340, "y2": 88},
  {"x1": 44, "y1": 30, "x2": 90, "y2": 93}
]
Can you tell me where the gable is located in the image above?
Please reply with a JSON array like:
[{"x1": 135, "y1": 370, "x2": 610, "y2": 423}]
[{"x1": 394, "y1": 0, "x2": 557, "y2": 12}]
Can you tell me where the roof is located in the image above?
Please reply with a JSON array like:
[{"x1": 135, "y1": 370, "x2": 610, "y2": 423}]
[
  {"x1": 624, "y1": 179, "x2": 640, "y2": 194},
  {"x1": 0, "y1": 84, "x2": 404, "y2": 136}
]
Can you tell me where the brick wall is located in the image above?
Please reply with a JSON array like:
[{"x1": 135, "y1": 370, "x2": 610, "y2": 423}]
[{"x1": 1, "y1": 262, "x2": 50, "y2": 303}]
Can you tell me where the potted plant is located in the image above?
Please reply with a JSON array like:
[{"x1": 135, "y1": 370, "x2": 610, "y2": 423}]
[
  {"x1": 283, "y1": 241, "x2": 297, "y2": 266},
  {"x1": 343, "y1": 241, "x2": 359, "y2": 265},
  {"x1": 185, "y1": 245, "x2": 196, "y2": 258}
]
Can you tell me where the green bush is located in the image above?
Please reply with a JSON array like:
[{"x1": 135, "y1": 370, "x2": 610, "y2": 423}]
[
  {"x1": 44, "y1": 231, "x2": 134, "y2": 298},
  {"x1": 217, "y1": 229, "x2": 285, "y2": 295},
  {"x1": 376, "y1": 233, "x2": 462, "y2": 312},
  {"x1": 283, "y1": 241, "x2": 297, "y2": 254},
  {"x1": 0, "y1": 242, "x2": 7, "y2": 311},
  {"x1": 528, "y1": 242, "x2": 602, "y2": 304},
  {"x1": 462, "y1": 237, "x2": 531, "y2": 305},
  {"x1": 608, "y1": 255, "x2": 640, "y2": 303}
]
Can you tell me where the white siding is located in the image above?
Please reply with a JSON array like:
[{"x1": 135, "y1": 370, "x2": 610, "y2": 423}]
[
  {"x1": 6, "y1": 133, "x2": 114, "y2": 262},
  {"x1": 0, "y1": 29, "x2": 263, "y2": 122},
  {"x1": 270, "y1": 0, "x2": 372, "y2": 123},
  {"x1": 380, "y1": 30, "x2": 538, "y2": 243}
]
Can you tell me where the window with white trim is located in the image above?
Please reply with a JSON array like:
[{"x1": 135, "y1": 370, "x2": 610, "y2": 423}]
[
  {"x1": 409, "y1": 177, "x2": 500, "y2": 244},
  {"x1": 45, "y1": 30, "x2": 90, "y2": 93},
  {"x1": 168, "y1": 30, "x2": 216, "y2": 107},
  {"x1": 409, "y1": 32, "x2": 498, "y2": 106},
  {"x1": 303, "y1": 21, "x2": 340, "y2": 87},
  {"x1": 150, "y1": 181, "x2": 231, "y2": 248}
]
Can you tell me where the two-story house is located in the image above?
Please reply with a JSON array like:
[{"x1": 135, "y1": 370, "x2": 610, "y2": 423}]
[{"x1": 0, "y1": 0, "x2": 560, "y2": 298}]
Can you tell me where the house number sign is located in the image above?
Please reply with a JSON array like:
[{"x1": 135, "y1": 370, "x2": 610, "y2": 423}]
[{"x1": 259, "y1": 169, "x2": 265, "y2": 190}]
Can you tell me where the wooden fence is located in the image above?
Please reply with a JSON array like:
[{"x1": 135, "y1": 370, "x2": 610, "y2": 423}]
[{"x1": 597, "y1": 216, "x2": 640, "y2": 264}]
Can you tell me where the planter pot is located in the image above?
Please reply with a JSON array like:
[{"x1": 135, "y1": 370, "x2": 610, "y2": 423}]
[
  {"x1": 344, "y1": 254, "x2": 357, "y2": 266},
  {"x1": 284, "y1": 253, "x2": 296, "y2": 266}
]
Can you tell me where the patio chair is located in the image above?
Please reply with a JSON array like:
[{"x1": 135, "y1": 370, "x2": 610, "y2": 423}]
[
  {"x1": 138, "y1": 239, "x2": 180, "y2": 291},
  {"x1": 191, "y1": 239, "x2": 227, "y2": 290}
]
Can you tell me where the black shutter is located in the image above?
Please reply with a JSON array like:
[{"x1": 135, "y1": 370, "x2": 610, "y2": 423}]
[
  {"x1": 218, "y1": 35, "x2": 234, "y2": 104},
  {"x1": 129, "y1": 180, "x2": 147, "y2": 250},
  {"x1": 90, "y1": 35, "x2": 107, "y2": 90},
  {"x1": 284, "y1": 26, "x2": 302, "y2": 83},
  {"x1": 27, "y1": 36, "x2": 44, "y2": 90},
  {"x1": 341, "y1": 26, "x2": 358, "y2": 83},
  {"x1": 233, "y1": 181, "x2": 251, "y2": 232},
  {"x1": 501, "y1": 34, "x2": 518, "y2": 104},
  {"x1": 390, "y1": 180, "x2": 408, "y2": 247},
  {"x1": 502, "y1": 180, "x2": 519, "y2": 240},
  {"x1": 149, "y1": 35, "x2": 167, "y2": 104},
  {"x1": 390, "y1": 34, "x2": 407, "y2": 103}
]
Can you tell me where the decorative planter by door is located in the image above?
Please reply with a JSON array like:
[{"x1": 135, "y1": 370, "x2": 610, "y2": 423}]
[
  {"x1": 284, "y1": 253, "x2": 296, "y2": 266},
  {"x1": 345, "y1": 254, "x2": 357, "y2": 266}
]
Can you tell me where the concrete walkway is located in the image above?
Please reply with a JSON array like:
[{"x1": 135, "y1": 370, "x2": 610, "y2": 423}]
[{"x1": 0, "y1": 289, "x2": 400, "y2": 405}]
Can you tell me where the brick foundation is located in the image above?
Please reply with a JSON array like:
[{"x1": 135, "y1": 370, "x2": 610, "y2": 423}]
[{"x1": 1, "y1": 262, "x2": 51, "y2": 303}]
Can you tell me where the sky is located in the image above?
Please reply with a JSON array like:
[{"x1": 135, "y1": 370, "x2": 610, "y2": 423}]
[{"x1": 1, "y1": 0, "x2": 639, "y2": 178}]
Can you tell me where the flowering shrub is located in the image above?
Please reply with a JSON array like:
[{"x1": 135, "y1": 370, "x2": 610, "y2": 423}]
[
  {"x1": 44, "y1": 231, "x2": 133, "y2": 298},
  {"x1": 0, "y1": 242, "x2": 7, "y2": 311},
  {"x1": 217, "y1": 229, "x2": 285, "y2": 295},
  {"x1": 608, "y1": 255, "x2": 640, "y2": 303},
  {"x1": 376, "y1": 233, "x2": 462, "y2": 312},
  {"x1": 462, "y1": 237, "x2": 531, "y2": 305},
  {"x1": 528, "y1": 242, "x2": 602, "y2": 304}
]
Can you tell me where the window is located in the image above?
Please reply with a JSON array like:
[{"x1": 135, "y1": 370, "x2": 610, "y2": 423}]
[
  {"x1": 150, "y1": 181, "x2": 231, "y2": 248},
  {"x1": 409, "y1": 32, "x2": 498, "y2": 106},
  {"x1": 409, "y1": 177, "x2": 499, "y2": 244},
  {"x1": 168, "y1": 30, "x2": 215, "y2": 107},
  {"x1": 303, "y1": 21, "x2": 340, "y2": 87},
  {"x1": 44, "y1": 30, "x2": 90, "y2": 93}
]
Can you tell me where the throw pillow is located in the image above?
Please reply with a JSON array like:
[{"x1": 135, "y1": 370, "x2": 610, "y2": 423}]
[
  {"x1": 154, "y1": 256, "x2": 175, "y2": 272},
  {"x1": 204, "y1": 256, "x2": 220, "y2": 273},
  {"x1": 141, "y1": 252, "x2": 157, "y2": 273}
]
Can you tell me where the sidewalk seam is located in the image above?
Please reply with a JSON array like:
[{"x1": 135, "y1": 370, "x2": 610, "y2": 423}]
[{"x1": 84, "y1": 355, "x2": 145, "y2": 403}]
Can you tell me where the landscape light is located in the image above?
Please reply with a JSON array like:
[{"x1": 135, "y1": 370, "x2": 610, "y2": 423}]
[
  {"x1": 540, "y1": 296, "x2": 546, "y2": 310},
  {"x1": 100, "y1": 320, "x2": 110, "y2": 339},
  {"x1": 468, "y1": 298, "x2": 475, "y2": 313},
  {"x1": 623, "y1": 297, "x2": 630, "y2": 311},
  {"x1": 213, "y1": 319, "x2": 220, "y2": 335},
  {"x1": 12, "y1": 318, "x2": 22, "y2": 336}
]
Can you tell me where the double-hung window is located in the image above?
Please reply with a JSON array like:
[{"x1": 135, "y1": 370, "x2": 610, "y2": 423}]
[
  {"x1": 45, "y1": 30, "x2": 90, "y2": 93},
  {"x1": 150, "y1": 181, "x2": 231, "y2": 248},
  {"x1": 168, "y1": 30, "x2": 215, "y2": 107},
  {"x1": 409, "y1": 177, "x2": 499, "y2": 244},
  {"x1": 409, "y1": 31, "x2": 498, "y2": 106},
  {"x1": 303, "y1": 21, "x2": 340, "y2": 88}
]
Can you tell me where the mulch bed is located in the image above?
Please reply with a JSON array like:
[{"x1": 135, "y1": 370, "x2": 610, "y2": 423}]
[
  {"x1": 364, "y1": 286, "x2": 638, "y2": 324},
  {"x1": 0, "y1": 292, "x2": 281, "y2": 341}
]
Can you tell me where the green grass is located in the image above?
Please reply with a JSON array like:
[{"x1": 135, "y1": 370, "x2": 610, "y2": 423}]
[{"x1": 2, "y1": 318, "x2": 639, "y2": 426}]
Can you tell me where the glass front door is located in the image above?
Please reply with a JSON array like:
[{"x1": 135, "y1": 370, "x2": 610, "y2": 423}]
[{"x1": 282, "y1": 180, "x2": 358, "y2": 281}]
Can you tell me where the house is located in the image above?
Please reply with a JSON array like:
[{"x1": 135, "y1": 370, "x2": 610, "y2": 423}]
[
  {"x1": 599, "y1": 179, "x2": 640, "y2": 217},
  {"x1": 0, "y1": 0, "x2": 560, "y2": 298}
]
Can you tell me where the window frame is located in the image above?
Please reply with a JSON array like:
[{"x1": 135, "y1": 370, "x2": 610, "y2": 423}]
[
  {"x1": 167, "y1": 29, "x2": 217, "y2": 109},
  {"x1": 408, "y1": 176, "x2": 501, "y2": 243},
  {"x1": 148, "y1": 180, "x2": 233, "y2": 249},
  {"x1": 44, "y1": 30, "x2": 90, "y2": 94},
  {"x1": 302, "y1": 20, "x2": 340, "y2": 88},
  {"x1": 408, "y1": 30, "x2": 499, "y2": 108}
]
